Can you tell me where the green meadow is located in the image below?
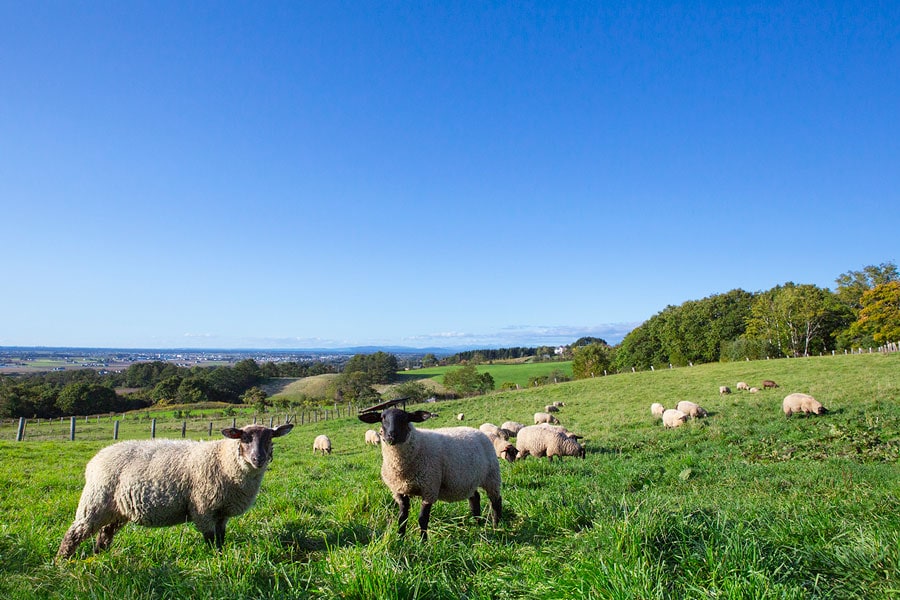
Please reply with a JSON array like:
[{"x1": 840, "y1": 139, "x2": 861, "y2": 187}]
[
  {"x1": 397, "y1": 360, "x2": 574, "y2": 389},
  {"x1": 1, "y1": 353, "x2": 898, "y2": 599}
]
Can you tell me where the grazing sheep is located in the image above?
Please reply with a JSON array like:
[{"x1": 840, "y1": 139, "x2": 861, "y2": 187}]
[
  {"x1": 484, "y1": 431, "x2": 519, "y2": 462},
  {"x1": 479, "y1": 423, "x2": 509, "y2": 441},
  {"x1": 675, "y1": 401, "x2": 708, "y2": 418},
  {"x1": 782, "y1": 393, "x2": 828, "y2": 417},
  {"x1": 313, "y1": 434, "x2": 332, "y2": 455},
  {"x1": 500, "y1": 421, "x2": 525, "y2": 436},
  {"x1": 552, "y1": 401, "x2": 566, "y2": 407},
  {"x1": 365, "y1": 429, "x2": 381, "y2": 445},
  {"x1": 736, "y1": 382, "x2": 750, "y2": 391},
  {"x1": 749, "y1": 387, "x2": 760, "y2": 393},
  {"x1": 662, "y1": 409, "x2": 689, "y2": 428},
  {"x1": 57, "y1": 424, "x2": 294, "y2": 559},
  {"x1": 650, "y1": 403, "x2": 665, "y2": 417},
  {"x1": 534, "y1": 412, "x2": 560, "y2": 425},
  {"x1": 719, "y1": 386, "x2": 732, "y2": 395},
  {"x1": 358, "y1": 408, "x2": 502, "y2": 541},
  {"x1": 456, "y1": 413, "x2": 465, "y2": 421},
  {"x1": 762, "y1": 380, "x2": 779, "y2": 389},
  {"x1": 515, "y1": 425, "x2": 585, "y2": 461},
  {"x1": 544, "y1": 404, "x2": 560, "y2": 413}
]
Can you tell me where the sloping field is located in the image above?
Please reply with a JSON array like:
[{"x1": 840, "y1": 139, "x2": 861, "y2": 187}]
[
  {"x1": 266, "y1": 373, "x2": 340, "y2": 402},
  {"x1": 2, "y1": 353, "x2": 898, "y2": 598}
]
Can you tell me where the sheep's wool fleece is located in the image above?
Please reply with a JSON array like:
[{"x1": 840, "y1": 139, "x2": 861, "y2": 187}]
[
  {"x1": 379, "y1": 426, "x2": 500, "y2": 503},
  {"x1": 77, "y1": 439, "x2": 264, "y2": 527},
  {"x1": 516, "y1": 425, "x2": 581, "y2": 459}
]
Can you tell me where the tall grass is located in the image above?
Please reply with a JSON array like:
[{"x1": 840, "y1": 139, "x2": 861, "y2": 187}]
[{"x1": 1, "y1": 353, "x2": 898, "y2": 598}]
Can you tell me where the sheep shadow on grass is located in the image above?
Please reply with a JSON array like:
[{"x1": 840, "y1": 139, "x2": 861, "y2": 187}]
[{"x1": 277, "y1": 521, "x2": 374, "y2": 559}]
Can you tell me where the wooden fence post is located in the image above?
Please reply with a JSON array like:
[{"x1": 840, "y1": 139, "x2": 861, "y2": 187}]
[
  {"x1": 70, "y1": 417, "x2": 76, "y2": 441},
  {"x1": 114, "y1": 420, "x2": 120, "y2": 440},
  {"x1": 151, "y1": 418, "x2": 157, "y2": 439},
  {"x1": 16, "y1": 417, "x2": 26, "y2": 442},
  {"x1": 181, "y1": 421, "x2": 187, "y2": 438},
  {"x1": 208, "y1": 421, "x2": 213, "y2": 436}
]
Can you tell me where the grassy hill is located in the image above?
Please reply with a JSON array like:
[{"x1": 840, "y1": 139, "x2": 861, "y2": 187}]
[
  {"x1": 1, "y1": 353, "x2": 898, "y2": 598},
  {"x1": 397, "y1": 360, "x2": 574, "y2": 389}
]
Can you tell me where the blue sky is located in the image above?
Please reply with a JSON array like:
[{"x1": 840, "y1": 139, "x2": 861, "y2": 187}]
[{"x1": 1, "y1": 2, "x2": 898, "y2": 350}]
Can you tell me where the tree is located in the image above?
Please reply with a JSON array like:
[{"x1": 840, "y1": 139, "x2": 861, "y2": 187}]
[
  {"x1": 56, "y1": 382, "x2": 117, "y2": 416},
  {"x1": 422, "y1": 353, "x2": 438, "y2": 368},
  {"x1": 572, "y1": 343, "x2": 612, "y2": 379},
  {"x1": 847, "y1": 281, "x2": 900, "y2": 345},
  {"x1": 343, "y1": 352, "x2": 399, "y2": 384},
  {"x1": 443, "y1": 365, "x2": 494, "y2": 397},
  {"x1": 835, "y1": 262, "x2": 899, "y2": 310}
]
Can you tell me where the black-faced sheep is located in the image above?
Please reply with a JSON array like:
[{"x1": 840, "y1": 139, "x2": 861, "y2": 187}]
[
  {"x1": 662, "y1": 409, "x2": 689, "y2": 428},
  {"x1": 358, "y1": 408, "x2": 502, "y2": 541},
  {"x1": 675, "y1": 400, "x2": 708, "y2": 418},
  {"x1": 534, "y1": 412, "x2": 559, "y2": 425},
  {"x1": 313, "y1": 434, "x2": 332, "y2": 455},
  {"x1": 515, "y1": 424, "x2": 585, "y2": 461},
  {"x1": 500, "y1": 421, "x2": 525, "y2": 436},
  {"x1": 782, "y1": 393, "x2": 828, "y2": 417},
  {"x1": 365, "y1": 429, "x2": 381, "y2": 445},
  {"x1": 763, "y1": 380, "x2": 779, "y2": 389},
  {"x1": 650, "y1": 403, "x2": 665, "y2": 417},
  {"x1": 479, "y1": 423, "x2": 510, "y2": 440},
  {"x1": 57, "y1": 424, "x2": 293, "y2": 559},
  {"x1": 736, "y1": 382, "x2": 750, "y2": 391},
  {"x1": 719, "y1": 386, "x2": 732, "y2": 395}
]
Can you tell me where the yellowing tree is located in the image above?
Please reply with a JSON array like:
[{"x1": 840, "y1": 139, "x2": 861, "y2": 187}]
[{"x1": 849, "y1": 281, "x2": 900, "y2": 344}]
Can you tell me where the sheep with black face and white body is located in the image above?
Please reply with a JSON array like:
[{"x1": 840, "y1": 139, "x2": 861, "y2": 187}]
[
  {"x1": 358, "y1": 407, "x2": 502, "y2": 541},
  {"x1": 57, "y1": 424, "x2": 293, "y2": 559}
]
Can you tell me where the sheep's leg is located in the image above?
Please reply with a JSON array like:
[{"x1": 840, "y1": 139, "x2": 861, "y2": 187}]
[
  {"x1": 468, "y1": 491, "x2": 482, "y2": 521},
  {"x1": 417, "y1": 501, "x2": 433, "y2": 541},
  {"x1": 396, "y1": 494, "x2": 410, "y2": 537},
  {"x1": 57, "y1": 520, "x2": 99, "y2": 559},
  {"x1": 488, "y1": 494, "x2": 502, "y2": 526},
  {"x1": 93, "y1": 519, "x2": 126, "y2": 553},
  {"x1": 212, "y1": 518, "x2": 227, "y2": 548}
]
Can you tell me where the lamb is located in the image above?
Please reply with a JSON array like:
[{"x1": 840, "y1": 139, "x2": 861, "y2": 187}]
[
  {"x1": 515, "y1": 424, "x2": 585, "y2": 461},
  {"x1": 312, "y1": 434, "x2": 332, "y2": 455},
  {"x1": 650, "y1": 403, "x2": 665, "y2": 417},
  {"x1": 719, "y1": 386, "x2": 732, "y2": 395},
  {"x1": 675, "y1": 401, "x2": 708, "y2": 418},
  {"x1": 500, "y1": 421, "x2": 525, "y2": 436},
  {"x1": 534, "y1": 412, "x2": 560, "y2": 425},
  {"x1": 358, "y1": 407, "x2": 502, "y2": 541},
  {"x1": 56, "y1": 423, "x2": 293, "y2": 559},
  {"x1": 736, "y1": 382, "x2": 750, "y2": 391},
  {"x1": 762, "y1": 380, "x2": 779, "y2": 389},
  {"x1": 544, "y1": 404, "x2": 560, "y2": 413},
  {"x1": 662, "y1": 409, "x2": 689, "y2": 428},
  {"x1": 365, "y1": 429, "x2": 381, "y2": 445},
  {"x1": 479, "y1": 423, "x2": 510, "y2": 441},
  {"x1": 782, "y1": 393, "x2": 828, "y2": 417}
]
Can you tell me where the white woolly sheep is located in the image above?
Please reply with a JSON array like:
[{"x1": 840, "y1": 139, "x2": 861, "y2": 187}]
[
  {"x1": 736, "y1": 382, "x2": 750, "y2": 391},
  {"x1": 365, "y1": 429, "x2": 381, "y2": 445},
  {"x1": 456, "y1": 413, "x2": 465, "y2": 421},
  {"x1": 749, "y1": 387, "x2": 760, "y2": 393},
  {"x1": 552, "y1": 401, "x2": 565, "y2": 407},
  {"x1": 313, "y1": 434, "x2": 332, "y2": 455},
  {"x1": 358, "y1": 408, "x2": 502, "y2": 541},
  {"x1": 544, "y1": 404, "x2": 560, "y2": 413},
  {"x1": 662, "y1": 409, "x2": 689, "y2": 428},
  {"x1": 782, "y1": 393, "x2": 828, "y2": 417},
  {"x1": 675, "y1": 401, "x2": 708, "y2": 418},
  {"x1": 515, "y1": 425, "x2": 585, "y2": 461},
  {"x1": 484, "y1": 431, "x2": 519, "y2": 462},
  {"x1": 650, "y1": 403, "x2": 665, "y2": 417},
  {"x1": 719, "y1": 386, "x2": 732, "y2": 395},
  {"x1": 500, "y1": 421, "x2": 525, "y2": 436},
  {"x1": 479, "y1": 423, "x2": 509, "y2": 441},
  {"x1": 57, "y1": 424, "x2": 293, "y2": 559},
  {"x1": 533, "y1": 412, "x2": 560, "y2": 425}
]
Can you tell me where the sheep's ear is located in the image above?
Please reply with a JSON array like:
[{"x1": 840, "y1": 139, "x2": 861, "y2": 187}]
[
  {"x1": 358, "y1": 412, "x2": 382, "y2": 424},
  {"x1": 273, "y1": 424, "x2": 294, "y2": 437},
  {"x1": 409, "y1": 410, "x2": 432, "y2": 423},
  {"x1": 221, "y1": 428, "x2": 243, "y2": 439}
]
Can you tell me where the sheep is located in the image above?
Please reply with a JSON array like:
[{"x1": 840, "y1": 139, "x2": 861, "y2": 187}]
[
  {"x1": 675, "y1": 400, "x2": 708, "y2": 418},
  {"x1": 552, "y1": 401, "x2": 566, "y2": 407},
  {"x1": 736, "y1": 382, "x2": 750, "y2": 391},
  {"x1": 749, "y1": 387, "x2": 760, "y2": 393},
  {"x1": 313, "y1": 434, "x2": 332, "y2": 455},
  {"x1": 544, "y1": 404, "x2": 560, "y2": 413},
  {"x1": 456, "y1": 413, "x2": 465, "y2": 421},
  {"x1": 479, "y1": 423, "x2": 509, "y2": 441},
  {"x1": 719, "y1": 386, "x2": 732, "y2": 395},
  {"x1": 365, "y1": 429, "x2": 381, "y2": 445},
  {"x1": 762, "y1": 380, "x2": 779, "y2": 389},
  {"x1": 662, "y1": 409, "x2": 689, "y2": 428},
  {"x1": 484, "y1": 431, "x2": 519, "y2": 462},
  {"x1": 500, "y1": 421, "x2": 525, "y2": 436},
  {"x1": 782, "y1": 393, "x2": 828, "y2": 417},
  {"x1": 515, "y1": 425, "x2": 585, "y2": 461},
  {"x1": 56, "y1": 423, "x2": 294, "y2": 559},
  {"x1": 358, "y1": 407, "x2": 502, "y2": 541},
  {"x1": 534, "y1": 412, "x2": 560, "y2": 425},
  {"x1": 650, "y1": 403, "x2": 665, "y2": 417}
]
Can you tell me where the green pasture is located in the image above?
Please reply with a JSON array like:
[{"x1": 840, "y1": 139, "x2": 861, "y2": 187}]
[
  {"x1": 1, "y1": 353, "x2": 898, "y2": 599},
  {"x1": 398, "y1": 360, "x2": 574, "y2": 389}
]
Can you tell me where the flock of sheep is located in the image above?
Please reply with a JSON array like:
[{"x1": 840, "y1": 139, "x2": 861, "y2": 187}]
[
  {"x1": 56, "y1": 377, "x2": 829, "y2": 558},
  {"x1": 651, "y1": 379, "x2": 828, "y2": 428}
]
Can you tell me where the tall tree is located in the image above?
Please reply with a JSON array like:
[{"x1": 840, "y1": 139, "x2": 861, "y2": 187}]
[
  {"x1": 847, "y1": 281, "x2": 900, "y2": 345},
  {"x1": 835, "y1": 261, "x2": 899, "y2": 310},
  {"x1": 572, "y1": 343, "x2": 612, "y2": 379}
]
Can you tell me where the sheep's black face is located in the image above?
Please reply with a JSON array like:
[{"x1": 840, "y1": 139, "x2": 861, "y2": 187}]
[
  {"x1": 358, "y1": 408, "x2": 430, "y2": 446},
  {"x1": 223, "y1": 424, "x2": 294, "y2": 469}
]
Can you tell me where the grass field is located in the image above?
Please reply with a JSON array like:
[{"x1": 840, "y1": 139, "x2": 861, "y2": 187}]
[
  {"x1": 396, "y1": 360, "x2": 574, "y2": 389},
  {"x1": 1, "y1": 353, "x2": 898, "y2": 599}
]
